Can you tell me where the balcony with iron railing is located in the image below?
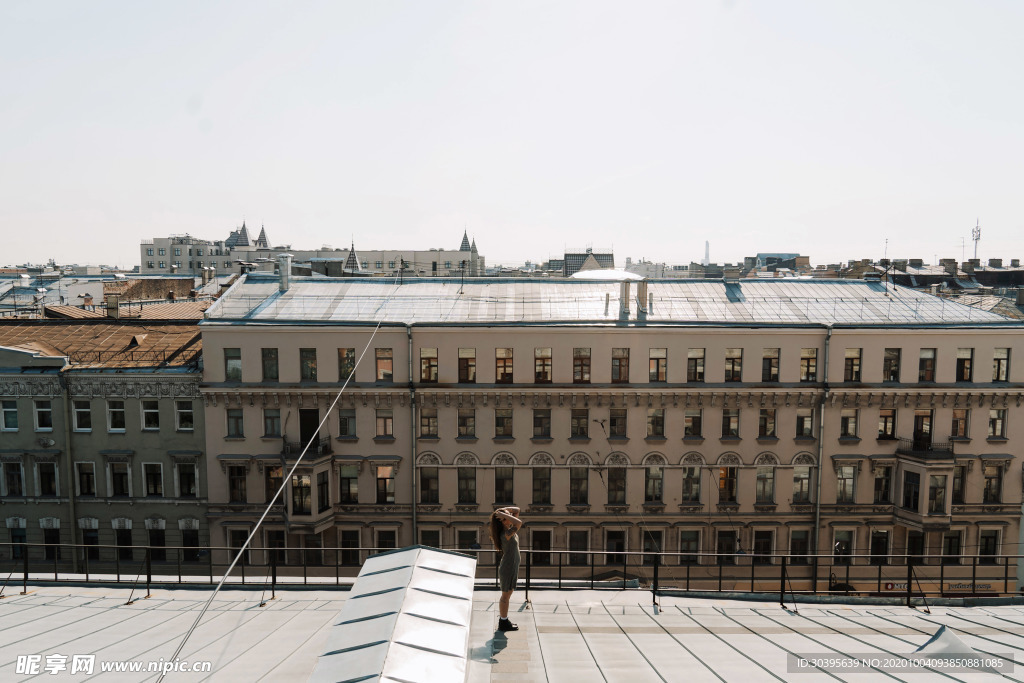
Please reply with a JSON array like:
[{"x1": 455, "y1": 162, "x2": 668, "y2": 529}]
[
  {"x1": 282, "y1": 436, "x2": 332, "y2": 456},
  {"x1": 895, "y1": 436, "x2": 953, "y2": 458}
]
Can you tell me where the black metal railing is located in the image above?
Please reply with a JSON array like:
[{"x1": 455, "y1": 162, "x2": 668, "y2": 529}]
[
  {"x1": 282, "y1": 437, "x2": 332, "y2": 456},
  {"x1": 0, "y1": 542, "x2": 1016, "y2": 607},
  {"x1": 896, "y1": 437, "x2": 953, "y2": 456}
]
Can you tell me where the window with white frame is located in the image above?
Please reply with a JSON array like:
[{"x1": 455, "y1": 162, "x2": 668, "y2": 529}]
[
  {"x1": 176, "y1": 462, "x2": 197, "y2": 498},
  {"x1": 37, "y1": 462, "x2": 57, "y2": 496},
  {"x1": 76, "y1": 462, "x2": 96, "y2": 496},
  {"x1": 141, "y1": 400, "x2": 160, "y2": 430},
  {"x1": 109, "y1": 462, "x2": 131, "y2": 497},
  {"x1": 34, "y1": 400, "x2": 53, "y2": 431},
  {"x1": 144, "y1": 463, "x2": 163, "y2": 496},
  {"x1": 73, "y1": 400, "x2": 92, "y2": 431},
  {"x1": 2, "y1": 462, "x2": 24, "y2": 497},
  {"x1": 1, "y1": 400, "x2": 17, "y2": 431},
  {"x1": 107, "y1": 400, "x2": 126, "y2": 432},
  {"x1": 175, "y1": 400, "x2": 194, "y2": 431}
]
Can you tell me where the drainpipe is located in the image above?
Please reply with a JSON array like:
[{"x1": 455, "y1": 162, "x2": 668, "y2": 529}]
[
  {"x1": 813, "y1": 325, "x2": 832, "y2": 574},
  {"x1": 59, "y1": 372, "x2": 79, "y2": 572},
  {"x1": 407, "y1": 325, "x2": 418, "y2": 541}
]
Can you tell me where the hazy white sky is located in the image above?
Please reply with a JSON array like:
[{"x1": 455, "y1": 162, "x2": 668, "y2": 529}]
[{"x1": 2, "y1": 1, "x2": 1022, "y2": 269}]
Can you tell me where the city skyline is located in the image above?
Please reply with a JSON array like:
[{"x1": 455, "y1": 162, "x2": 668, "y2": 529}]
[{"x1": 2, "y1": 1, "x2": 1022, "y2": 269}]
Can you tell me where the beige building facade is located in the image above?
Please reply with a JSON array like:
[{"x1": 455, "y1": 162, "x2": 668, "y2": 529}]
[{"x1": 200, "y1": 273, "x2": 1024, "y2": 589}]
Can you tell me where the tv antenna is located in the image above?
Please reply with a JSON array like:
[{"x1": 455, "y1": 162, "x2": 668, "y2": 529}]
[{"x1": 972, "y1": 219, "x2": 981, "y2": 260}]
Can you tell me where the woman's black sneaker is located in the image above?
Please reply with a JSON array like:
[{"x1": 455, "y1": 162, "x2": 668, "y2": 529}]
[{"x1": 498, "y1": 617, "x2": 519, "y2": 632}]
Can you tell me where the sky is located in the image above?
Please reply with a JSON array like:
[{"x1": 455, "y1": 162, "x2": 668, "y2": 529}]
[{"x1": 1, "y1": 1, "x2": 1022, "y2": 270}]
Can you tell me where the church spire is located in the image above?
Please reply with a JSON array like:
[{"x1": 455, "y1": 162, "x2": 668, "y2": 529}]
[
  {"x1": 343, "y1": 239, "x2": 362, "y2": 273},
  {"x1": 459, "y1": 230, "x2": 471, "y2": 252}
]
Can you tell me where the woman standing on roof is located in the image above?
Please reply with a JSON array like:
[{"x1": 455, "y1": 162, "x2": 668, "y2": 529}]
[{"x1": 489, "y1": 506, "x2": 523, "y2": 632}]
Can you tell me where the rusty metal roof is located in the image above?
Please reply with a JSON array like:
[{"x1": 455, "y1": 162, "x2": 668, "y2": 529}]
[{"x1": 0, "y1": 321, "x2": 201, "y2": 369}]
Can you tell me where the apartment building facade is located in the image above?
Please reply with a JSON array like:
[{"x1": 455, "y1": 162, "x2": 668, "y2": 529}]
[
  {"x1": 200, "y1": 271, "x2": 1024, "y2": 588},
  {"x1": 0, "y1": 322, "x2": 208, "y2": 567}
]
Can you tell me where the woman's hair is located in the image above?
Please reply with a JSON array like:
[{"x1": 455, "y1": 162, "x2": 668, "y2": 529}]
[{"x1": 488, "y1": 511, "x2": 505, "y2": 556}]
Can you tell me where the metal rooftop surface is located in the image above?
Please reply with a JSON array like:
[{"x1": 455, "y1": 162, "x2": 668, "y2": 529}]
[
  {"x1": 2, "y1": 585, "x2": 1022, "y2": 682},
  {"x1": 0, "y1": 321, "x2": 201, "y2": 369},
  {"x1": 205, "y1": 275, "x2": 1014, "y2": 326}
]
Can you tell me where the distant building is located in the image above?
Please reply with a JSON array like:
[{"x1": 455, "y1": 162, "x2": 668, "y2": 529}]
[{"x1": 562, "y1": 248, "x2": 613, "y2": 277}]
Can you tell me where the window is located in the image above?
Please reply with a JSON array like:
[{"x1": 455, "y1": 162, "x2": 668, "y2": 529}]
[
  {"x1": 870, "y1": 530, "x2": 889, "y2": 565},
  {"x1": 494, "y1": 409, "x2": 513, "y2": 438},
  {"x1": 988, "y1": 409, "x2": 1007, "y2": 438},
  {"x1": 534, "y1": 347, "x2": 552, "y2": 383},
  {"x1": 300, "y1": 348, "x2": 317, "y2": 381},
  {"x1": 796, "y1": 409, "x2": 813, "y2": 437},
  {"x1": 649, "y1": 348, "x2": 667, "y2": 382},
  {"x1": 790, "y1": 530, "x2": 809, "y2": 564},
  {"x1": 979, "y1": 530, "x2": 999, "y2": 565},
  {"x1": 177, "y1": 463, "x2": 197, "y2": 498},
  {"x1": 375, "y1": 348, "x2": 393, "y2": 381},
  {"x1": 762, "y1": 348, "x2": 779, "y2": 382},
  {"x1": 420, "y1": 408, "x2": 438, "y2": 437},
  {"x1": 158, "y1": 261, "x2": 165, "y2": 268},
  {"x1": 174, "y1": 247, "x2": 181, "y2": 256},
  {"x1": 873, "y1": 465, "x2": 892, "y2": 504},
  {"x1": 457, "y1": 409, "x2": 475, "y2": 437},
  {"x1": 573, "y1": 348, "x2": 591, "y2": 383},
  {"x1": 116, "y1": 529, "x2": 133, "y2": 561},
  {"x1": 879, "y1": 347, "x2": 900, "y2": 382},
  {"x1": 951, "y1": 409, "x2": 968, "y2": 438},
  {"x1": 834, "y1": 530, "x2": 853, "y2": 565},
  {"x1": 646, "y1": 409, "x2": 664, "y2": 438},
  {"x1": 532, "y1": 467, "x2": 551, "y2": 504},
  {"x1": 318, "y1": 471, "x2": 330, "y2": 512},
  {"x1": 952, "y1": 465, "x2": 966, "y2": 504},
  {"x1": 645, "y1": 465, "x2": 663, "y2": 502},
  {"x1": 942, "y1": 532, "x2": 961, "y2": 565},
  {"x1": 420, "y1": 348, "x2": 438, "y2": 383},
  {"x1": 718, "y1": 467, "x2": 737, "y2": 503},
  {"x1": 73, "y1": 400, "x2": 92, "y2": 431},
  {"x1": 956, "y1": 348, "x2": 973, "y2": 382},
  {"x1": 255, "y1": 348, "x2": 278, "y2": 382},
  {"x1": 799, "y1": 348, "x2": 817, "y2": 382},
  {"x1": 458, "y1": 348, "x2": 476, "y2": 383},
  {"x1": 388, "y1": 261, "x2": 395, "y2": 269},
  {"x1": 681, "y1": 467, "x2": 700, "y2": 502},
  {"x1": 836, "y1": 465, "x2": 855, "y2": 503},
  {"x1": 141, "y1": 400, "x2": 159, "y2": 430},
  {"x1": 724, "y1": 348, "x2": 742, "y2": 382},
  {"x1": 341, "y1": 530, "x2": 360, "y2": 565},
  {"x1": 338, "y1": 409, "x2": 356, "y2": 437},
  {"x1": 609, "y1": 408, "x2": 627, "y2": 437},
  {"x1": 3, "y1": 462, "x2": 23, "y2": 497},
  {"x1": 793, "y1": 466, "x2": 811, "y2": 503},
  {"x1": 0, "y1": 400, "x2": 16, "y2": 431},
  {"x1": 263, "y1": 408, "x2": 281, "y2": 437},
  {"x1": 919, "y1": 348, "x2": 936, "y2": 382},
  {"x1": 607, "y1": 467, "x2": 626, "y2": 504},
  {"x1": 107, "y1": 400, "x2": 126, "y2": 432},
  {"x1": 229, "y1": 466, "x2": 247, "y2": 503},
  {"x1": 758, "y1": 409, "x2": 776, "y2": 438},
  {"x1": 419, "y1": 466, "x2": 438, "y2": 504},
  {"x1": 339, "y1": 465, "x2": 359, "y2": 503},
  {"x1": 611, "y1": 348, "x2": 629, "y2": 383},
  {"x1": 983, "y1": 465, "x2": 1002, "y2": 503},
  {"x1": 679, "y1": 530, "x2": 700, "y2": 564},
  {"x1": 227, "y1": 408, "x2": 244, "y2": 437},
  {"x1": 532, "y1": 409, "x2": 550, "y2": 438},
  {"x1": 687, "y1": 348, "x2": 705, "y2": 382},
  {"x1": 570, "y1": 409, "x2": 589, "y2": 438},
  {"x1": 494, "y1": 467, "x2": 513, "y2": 504},
  {"x1": 684, "y1": 410, "x2": 702, "y2": 437},
  {"x1": 338, "y1": 348, "x2": 355, "y2": 382},
  {"x1": 878, "y1": 409, "x2": 896, "y2": 439},
  {"x1": 147, "y1": 247, "x2": 154, "y2": 256},
  {"x1": 291, "y1": 474, "x2": 311, "y2": 514},
  {"x1": 844, "y1": 348, "x2": 861, "y2": 381},
  {"x1": 753, "y1": 530, "x2": 773, "y2": 565},
  {"x1": 111, "y1": 462, "x2": 130, "y2": 497},
  {"x1": 34, "y1": 400, "x2": 53, "y2": 431},
  {"x1": 175, "y1": 400, "x2": 194, "y2": 430},
  {"x1": 77, "y1": 462, "x2": 95, "y2": 496},
  {"x1": 224, "y1": 348, "x2": 242, "y2": 381},
  {"x1": 266, "y1": 465, "x2": 283, "y2": 503},
  {"x1": 376, "y1": 409, "x2": 394, "y2": 437},
  {"x1": 532, "y1": 530, "x2": 551, "y2": 566},
  {"x1": 721, "y1": 409, "x2": 739, "y2": 438},
  {"x1": 495, "y1": 348, "x2": 513, "y2": 383},
  {"x1": 928, "y1": 475, "x2": 946, "y2": 514},
  {"x1": 840, "y1": 409, "x2": 858, "y2": 437},
  {"x1": 570, "y1": 466, "x2": 588, "y2": 505},
  {"x1": 376, "y1": 260, "x2": 384, "y2": 269},
  {"x1": 144, "y1": 464, "x2": 162, "y2": 497},
  {"x1": 993, "y1": 348, "x2": 1010, "y2": 382},
  {"x1": 457, "y1": 467, "x2": 475, "y2": 503},
  {"x1": 749, "y1": 465, "x2": 773, "y2": 504},
  {"x1": 568, "y1": 529, "x2": 589, "y2": 565},
  {"x1": 147, "y1": 261, "x2": 155, "y2": 268},
  {"x1": 902, "y1": 471, "x2": 920, "y2": 511},
  {"x1": 37, "y1": 462, "x2": 56, "y2": 496}
]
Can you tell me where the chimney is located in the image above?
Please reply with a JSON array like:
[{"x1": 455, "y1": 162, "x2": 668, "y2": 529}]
[
  {"x1": 908, "y1": 258, "x2": 923, "y2": 268},
  {"x1": 961, "y1": 261, "x2": 975, "y2": 274},
  {"x1": 200, "y1": 267, "x2": 210, "y2": 286},
  {"x1": 989, "y1": 258, "x2": 1002, "y2": 268},
  {"x1": 105, "y1": 294, "x2": 120, "y2": 319},
  {"x1": 723, "y1": 266, "x2": 741, "y2": 280},
  {"x1": 278, "y1": 254, "x2": 293, "y2": 292},
  {"x1": 636, "y1": 280, "x2": 648, "y2": 313},
  {"x1": 1012, "y1": 259, "x2": 1021, "y2": 268},
  {"x1": 619, "y1": 281, "x2": 631, "y2": 319},
  {"x1": 940, "y1": 258, "x2": 957, "y2": 276}
]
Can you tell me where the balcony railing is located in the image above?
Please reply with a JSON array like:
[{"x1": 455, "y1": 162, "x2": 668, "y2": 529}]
[
  {"x1": 896, "y1": 437, "x2": 953, "y2": 456},
  {"x1": 282, "y1": 437, "x2": 332, "y2": 456}
]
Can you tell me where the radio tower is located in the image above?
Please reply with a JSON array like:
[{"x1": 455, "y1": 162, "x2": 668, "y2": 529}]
[{"x1": 972, "y1": 219, "x2": 981, "y2": 260}]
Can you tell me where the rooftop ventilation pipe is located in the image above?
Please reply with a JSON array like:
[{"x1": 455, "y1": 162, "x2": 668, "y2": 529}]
[
  {"x1": 278, "y1": 254, "x2": 293, "y2": 292},
  {"x1": 636, "y1": 280, "x2": 648, "y2": 314},
  {"x1": 619, "y1": 281, "x2": 631, "y2": 319}
]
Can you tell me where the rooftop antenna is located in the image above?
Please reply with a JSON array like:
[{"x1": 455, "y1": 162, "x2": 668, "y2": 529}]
[{"x1": 972, "y1": 219, "x2": 981, "y2": 260}]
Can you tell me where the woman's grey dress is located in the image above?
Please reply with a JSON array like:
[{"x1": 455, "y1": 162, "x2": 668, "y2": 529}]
[{"x1": 498, "y1": 531, "x2": 520, "y2": 592}]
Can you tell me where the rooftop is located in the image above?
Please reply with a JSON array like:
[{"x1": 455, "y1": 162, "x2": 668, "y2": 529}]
[
  {"x1": 0, "y1": 321, "x2": 201, "y2": 369},
  {"x1": 205, "y1": 275, "x2": 1014, "y2": 326},
  {"x1": 2, "y1": 584, "x2": 1021, "y2": 681}
]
